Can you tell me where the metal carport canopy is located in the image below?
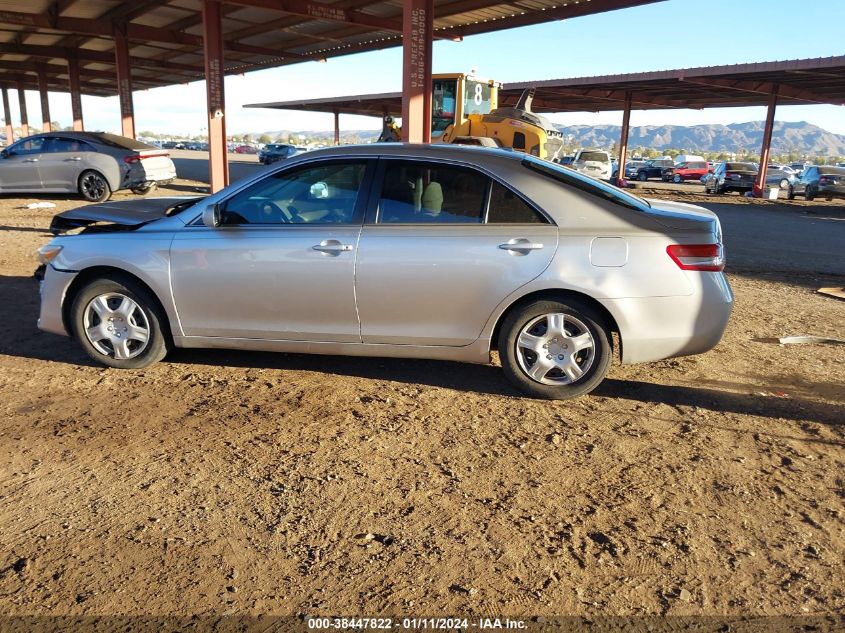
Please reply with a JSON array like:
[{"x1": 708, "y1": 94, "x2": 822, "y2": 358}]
[{"x1": 245, "y1": 56, "x2": 845, "y2": 114}]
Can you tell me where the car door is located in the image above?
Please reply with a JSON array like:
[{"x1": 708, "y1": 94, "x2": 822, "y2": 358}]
[
  {"x1": 169, "y1": 159, "x2": 373, "y2": 341},
  {"x1": 0, "y1": 137, "x2": 46, "y2": 191},
  {"x1": 796, "y1": 167, "x2": 816, "y2": 195},
  {"x1": 355, "y1": 159, "x2": 558, "y2": 346},
  {"x1": 37, "y1": 136, "x2": 94, "y2": 191}
]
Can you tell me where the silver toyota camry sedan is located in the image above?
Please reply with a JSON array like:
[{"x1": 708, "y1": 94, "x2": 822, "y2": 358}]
[{"x1": 36, "y1": 144, "x2": 732, "y2": 399}]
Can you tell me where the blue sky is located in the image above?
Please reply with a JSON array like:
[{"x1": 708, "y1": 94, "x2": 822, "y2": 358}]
[{"x1": 8, "y1": 0, "x2": 845, "y2": 136}]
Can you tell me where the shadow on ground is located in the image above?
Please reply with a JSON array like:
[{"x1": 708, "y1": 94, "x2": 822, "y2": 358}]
[{"x1": 3, "y1": 274, "x2": 843, "y2": 428}]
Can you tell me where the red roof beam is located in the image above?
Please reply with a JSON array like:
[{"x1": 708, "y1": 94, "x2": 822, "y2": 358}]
[
  {"x1": 678, "y1": 77, "x2": 845, "y2": 106},
  {"x1": 0, "y1": 43, "x2": 205, "y2": 76},
  {"x1": 225, "y1": 0, "x2": 459, "y2": 40},
  {"x1": 0, "y1": 9, "x2": 315, "y2": 61}
]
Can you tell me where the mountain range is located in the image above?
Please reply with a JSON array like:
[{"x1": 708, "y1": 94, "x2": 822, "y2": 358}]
[
  {"x1": 259, "y1": 120, "x2": 845, "y2": 155},
  {"x1": 555, "y1": 121, "x2": 845, "y2": 155}
]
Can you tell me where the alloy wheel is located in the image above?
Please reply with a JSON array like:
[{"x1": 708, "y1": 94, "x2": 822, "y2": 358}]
[{"x1": 81, "y1": 173, "x2": 107, "y2": 200}]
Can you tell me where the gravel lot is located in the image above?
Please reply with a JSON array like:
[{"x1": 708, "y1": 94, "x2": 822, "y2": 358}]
[{"x1": 0, "y1": 182, "x2": 843, "y2": 620}]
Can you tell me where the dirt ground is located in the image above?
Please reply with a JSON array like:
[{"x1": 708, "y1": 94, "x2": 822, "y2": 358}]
[{"x1": 0, "y1": 182, "x2": 843, "y2": 622}]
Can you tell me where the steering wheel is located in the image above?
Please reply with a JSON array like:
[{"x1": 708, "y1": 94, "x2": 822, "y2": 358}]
[{"x1": 255, "y1": 200, "x2": 288, "y2": 223}]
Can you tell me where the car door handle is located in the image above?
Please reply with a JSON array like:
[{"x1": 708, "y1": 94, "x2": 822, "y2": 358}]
[
  {"x1": 312, "y1": 239, "x2": 354, "y2": 255},
  {"x1": 23, "y1": 158, "x2": 39, "y2": 163},
  {"x1": 499, "y1": 238, "x2": 543, "y2": 253},
  {"x1": 64, "y1": 157, "x2": 82, "y2": 162}
]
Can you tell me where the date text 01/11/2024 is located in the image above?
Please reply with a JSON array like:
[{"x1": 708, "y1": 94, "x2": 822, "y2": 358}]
[{"x1": 306, "y1": 617, "x2": 527, "y2": 630}]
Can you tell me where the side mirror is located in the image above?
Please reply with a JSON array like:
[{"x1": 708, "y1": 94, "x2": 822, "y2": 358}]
[{"x1": 202, "y1": 203, "x2": 221, "y2": 228}]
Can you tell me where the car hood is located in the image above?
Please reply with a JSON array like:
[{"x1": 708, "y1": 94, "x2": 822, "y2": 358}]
[
  {"x1": 642, "y1": 198, "x2": 720, "y2": 233},
  {"x1": 50, "y1": 197, "x2": 202, "y2": 234}
]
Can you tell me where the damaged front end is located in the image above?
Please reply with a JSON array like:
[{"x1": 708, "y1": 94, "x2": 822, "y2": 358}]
[{"x1": 49, "y1": 196, "x2": 203, "y2": 235}]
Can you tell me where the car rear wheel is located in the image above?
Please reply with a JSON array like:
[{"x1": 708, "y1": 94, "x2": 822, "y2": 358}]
[
  {"x1": 499, "y1": 299, "x2": 612, "y2": 399},
  {"x1": 637, "y1": 172, "x2": 647, "y2": 181},
  {"x1": 78, "y1": 170, "x2": 111, "y2": 202},
  {"x1": 787, "y1": 186, "x2": 796, "y2": 200},
  {"x1": 70, "y1": 276, "x2": 169, "y2": 369},
  {"x1": 805, "y1": 188, "x2": 816, "y2": 201},
  {"x1": 779, "y1": 178, "x2": 789, "y2": 189},
  {"x1": 673, "y1": 174, "x2": 682, "y2": 184}
]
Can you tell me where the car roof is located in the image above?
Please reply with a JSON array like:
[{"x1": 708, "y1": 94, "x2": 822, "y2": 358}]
[{"x1": 294, "y1": 142, "x2": 526, "y2": 163}]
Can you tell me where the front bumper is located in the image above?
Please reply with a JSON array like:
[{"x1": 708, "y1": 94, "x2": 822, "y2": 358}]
[{"x1": 37, "y1": 266, "x2": 78, "y2": 337}]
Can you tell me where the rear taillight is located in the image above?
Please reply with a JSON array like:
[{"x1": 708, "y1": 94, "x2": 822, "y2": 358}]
[
  {"x1": 819, "y1": 176, "x2": 831, "y2": 184},
  {"x1": 124, "y1": 151, "x2": 169, "y2": 164},
  {"x1": 667, "y1": 244, "x2": 725, "y2": 272}
]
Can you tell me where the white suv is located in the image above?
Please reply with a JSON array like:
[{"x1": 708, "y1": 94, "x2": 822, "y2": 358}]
[{"x1": 571, "y1": 148, "x2": 612, "y2": 181}]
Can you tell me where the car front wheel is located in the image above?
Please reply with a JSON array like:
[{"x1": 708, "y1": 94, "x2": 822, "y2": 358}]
[
  {"x1": 673, "y1": 174, "x2": 682, "y2": 184},
  {"x1": 499, "y1": 299, "x2": 612, "y2": 399},
  {"x1": 79, "y1": 170, "x2": 112, "y2": 202},
  {"x1": 70, "y1": 276, "x2": 169, "y2": 369},
  {"x1": 637, "y1": 172, "x2": 647, "y2": 181}
]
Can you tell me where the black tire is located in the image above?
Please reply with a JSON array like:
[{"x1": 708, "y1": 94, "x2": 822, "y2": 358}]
[
  {"x1": 637, "y1": 172, "x2": 647, "y2": 181},
  {"x1": 787, "y1": 186, "x2": 795, "y2": 200},
  {"x1": 779, "y1": 178, "x2": 789, "y2": 189},
  {"x1": 673, "y1": 174, "x2": 682, "y2": 184},
  {"x1": 805, "y1": 187, "x2": 815, "y2": 201},
  {"x1": 498, "y1": 298, "x2": 612, "y2": 400},
  {"x1": 70, "y1": 276, "x2": 169, "y2": 369},
  {"x1": 78, "y1": 170, "x2": 112, "y2": 202}
]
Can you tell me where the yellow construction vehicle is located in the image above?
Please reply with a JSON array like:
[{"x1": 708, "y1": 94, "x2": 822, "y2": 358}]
[{"x1": 378, "y1": 72, "x2": 565, "y2": 161}]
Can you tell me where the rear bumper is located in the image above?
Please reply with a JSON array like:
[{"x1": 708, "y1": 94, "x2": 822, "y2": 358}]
[
  {"x1": 818, "y1": 184, "x2": 845, "y2": 198},
  {"x1": 37, "y1": 266, "x2": 77, "y2": 337},
  {"x1": 606, "y1": 273, "x2": 733, "y2": 364}
]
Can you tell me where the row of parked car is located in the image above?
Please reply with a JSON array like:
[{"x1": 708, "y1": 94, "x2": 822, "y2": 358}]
[
  {"x1": 555, "y1": 149, "x2": 844, "y2": 202},
  {"x1": 704, "y1": 162, "x2": 845, "y2": 200}
]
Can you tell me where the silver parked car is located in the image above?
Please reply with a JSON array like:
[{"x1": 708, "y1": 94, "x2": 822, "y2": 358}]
[
  {"x1": 1, "y1": 132, "x2": 176, "y2": 202},
  {"x1": 36, "y1": 144, "x2": 732, "y2": 399}
]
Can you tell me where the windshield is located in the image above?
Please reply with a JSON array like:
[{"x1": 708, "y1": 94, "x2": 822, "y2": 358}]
[
  {"x1": 432, "y1": 79, "x2": 458, "y2": 134},
  {"x1": 523, "y1": 156, "x2": 650, "y2": 210}
]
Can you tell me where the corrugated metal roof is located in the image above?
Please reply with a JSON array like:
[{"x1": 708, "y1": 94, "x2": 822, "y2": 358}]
[{"x1": 245, "y1": 57, "x2": 845, "y2": 116}]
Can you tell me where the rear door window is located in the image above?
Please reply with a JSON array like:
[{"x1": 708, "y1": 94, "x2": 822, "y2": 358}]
[
  {"x1": 377, "y1": 160, "x2": 488, "y2": 224},
  {"x1": 44, "y1": 138, "x2": 94, "y2": 153},
  {"x1": 487, "y1": 181, "x2": 548, "y2": 224}
]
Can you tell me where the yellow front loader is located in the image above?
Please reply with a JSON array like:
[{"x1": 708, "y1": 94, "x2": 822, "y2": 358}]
[{"x1": 378, "y1": 73, "x2": 565, "y2": 161}]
